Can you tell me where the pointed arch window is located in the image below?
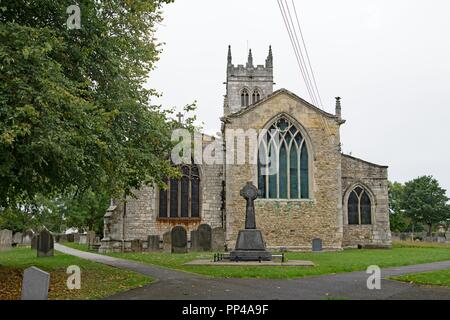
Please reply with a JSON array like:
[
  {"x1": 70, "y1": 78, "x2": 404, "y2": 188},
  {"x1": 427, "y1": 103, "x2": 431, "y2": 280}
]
[
  {"x1": 252, "y1": 89, "x2": 261, "y2": 104},
  {"x1": 158, "y1": 164, "x2": 200, "y2": 219},
  {"x1": 347, "y1": 186, "x2": 372, "y2": 225},
  {"x1": 241, "y1": 88, "x2": 249, "y2": 107},
  {"x1": 258, "y1": 116, "x2": 310, "y2": 199}
]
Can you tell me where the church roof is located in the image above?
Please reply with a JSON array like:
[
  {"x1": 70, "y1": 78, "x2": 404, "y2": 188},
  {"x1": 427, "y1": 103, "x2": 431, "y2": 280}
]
[
  {"x1": 341, "y1": 153, "x2": 389, "y2": 169},
  {"x1": 225, "y1": 88, "x2": 339, "y2": 120}
]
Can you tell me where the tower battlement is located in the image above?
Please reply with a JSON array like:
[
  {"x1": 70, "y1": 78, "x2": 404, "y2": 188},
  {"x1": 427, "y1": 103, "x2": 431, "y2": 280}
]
[{"x1": 225, "y1": 46, "x2": 274, "y2": 114}]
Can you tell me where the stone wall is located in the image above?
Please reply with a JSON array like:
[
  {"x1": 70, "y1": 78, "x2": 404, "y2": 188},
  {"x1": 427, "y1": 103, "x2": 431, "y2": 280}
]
[
  {"x1": 101, "y1": 159, "x2": 223, "y2": 252},
  {"x1": 341, "y1": 154, "x2": 392, "y2": 248},
  {"x1": 223, "y1": 89, "x2": 344, "y2": 251}
]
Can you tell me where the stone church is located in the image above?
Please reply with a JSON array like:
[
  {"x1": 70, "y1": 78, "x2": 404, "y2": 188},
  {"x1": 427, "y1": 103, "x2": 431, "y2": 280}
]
[{"x1": 100, "y1": 46, "x2": 391, "y2": 252}]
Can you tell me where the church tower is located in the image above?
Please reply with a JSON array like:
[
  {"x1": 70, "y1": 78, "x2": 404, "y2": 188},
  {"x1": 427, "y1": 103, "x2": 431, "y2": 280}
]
[{"x1": 224, "y1": 46, "x2": 274, "y2": 115}]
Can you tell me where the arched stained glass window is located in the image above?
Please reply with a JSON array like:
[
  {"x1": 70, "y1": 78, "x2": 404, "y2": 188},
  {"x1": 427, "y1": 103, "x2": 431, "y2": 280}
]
[
  {"x1": 347, "y1": 186, "x2": 372, "y2": 225},
  {"x1": 257, "y1": 116, "x2": 310, "y2": 199},
  {"x1": 159, "y1": 164, "x2": 200, "y2": 219},
  {"x1": 241, "y1": 88, "x2": 249, "y2": 107}
]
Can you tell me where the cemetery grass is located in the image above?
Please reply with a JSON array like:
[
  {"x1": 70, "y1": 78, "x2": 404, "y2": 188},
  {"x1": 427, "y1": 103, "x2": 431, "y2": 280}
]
[
  {"x1": 64, "y1": 242, "x2": 450, "y2": 280},
  {"x1": 390, "y1": 269, "x2": 450, "y2": 288},
  {"x1": 0, "y1": 247, "x2": 151, "y2": 300}
]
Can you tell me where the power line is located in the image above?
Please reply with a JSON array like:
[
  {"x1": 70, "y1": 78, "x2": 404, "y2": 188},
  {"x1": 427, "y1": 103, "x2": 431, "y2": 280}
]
[
  {"x1": 291, "y1": 0, "x2": 323, "y2": 107},
  {"x1": 277, "y1": 0, "x2": 323, "y2": 107},
  {"x1": 283, "y1": 0, "x2": 319, "y2": 106},
  {"x1": 277, "y1": 0, "x2": 317, "y2": 106}
]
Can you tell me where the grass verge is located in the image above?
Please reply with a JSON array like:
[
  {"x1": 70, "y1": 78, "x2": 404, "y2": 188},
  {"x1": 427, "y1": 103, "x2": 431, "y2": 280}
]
[
  {"x1": 64, "y1": 242, "x2": 450, "y2": 280},
  {"x1": 0, "y1": 247, "x2": 151, "y2": 300}
]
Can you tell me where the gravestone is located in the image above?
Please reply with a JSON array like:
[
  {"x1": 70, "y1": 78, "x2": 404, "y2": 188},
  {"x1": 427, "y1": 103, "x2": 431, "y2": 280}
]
[
  {"x1": 73, "y1": 233, "x2": 80, "y2": 243},
  {"x1": 31, "y1": 235, "x2": 39, "y2": 250},
  {"x1": 21, "y1": 267, "x2": 50, "y2": 300},
  {"x1": 131, "y1": 239, "x2": 142, "y2": 253},
  {"x1": 66, "y1": 234, "x2": 74, "y2": 243},
  {"x1": 230, "y1": 182, "x2": 272, "y2": 261},
  {"x1": 147, "y1": 235, "x2": 160, "y2": 252},
  {"x1": 197, "y1": 224, "x2": 212, "y2": 251},
  {"x1": 190, "y1": 230, "x2": 199, "y2": 251},
  {"x1": 13, "y1": 232, "x2": 23, "y2": 245},
  {"x1": 86, "y1": 231, "x2": 96, "y2": 247},
  {"x1": 312, "y1": 238, "x2": 323, "y2": 252},
  {"x1": 211, "y1": 227, "x2": 226, "y2": 251},
  {"x1": 37, "y1": 229, "x2": 54, "y2": 257},
  {"x1": 0, "y1": 229, "x2": 13, "y2": 251},
  {"x1": 22, "y1": 230, "x2": 34, "y2": 245},
  {"x1": 79, "y1": 234, "x2": 87, "y2": 244},
  {"x1": 162, "y1": 231, "x2": 171, "y2": 252},
  {"x1": 171, "y1": 226, "x2": 188, "y2": 253}
]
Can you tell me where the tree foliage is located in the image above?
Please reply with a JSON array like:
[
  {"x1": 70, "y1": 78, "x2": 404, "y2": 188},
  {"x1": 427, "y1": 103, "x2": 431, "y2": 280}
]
[
  {"x1": 0, "y1": 0, "x2": 177, "y2": 209},
  {"x1": 401, "y1": 176, "x2": 450, "y2": 235}
]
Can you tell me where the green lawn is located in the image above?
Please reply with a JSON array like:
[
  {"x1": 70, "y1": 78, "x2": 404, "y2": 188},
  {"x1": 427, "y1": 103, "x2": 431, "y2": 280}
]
[
  {"x1": 64, "y1": 242, "x2": 450, "y2": 280},
  {"x1": 0, "y1": 247, "x2": 151, "y2": 300},
  {"x1": 391, "y1": 269, "x2": 450, "y2": 287}
]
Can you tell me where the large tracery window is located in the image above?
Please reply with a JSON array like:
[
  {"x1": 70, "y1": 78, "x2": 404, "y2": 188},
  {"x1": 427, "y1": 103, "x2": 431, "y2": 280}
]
[
  {"x1": 347, "y1": 186, "x2": 372, "y2": 225},
  {"x1": 258, "y1": 116, "x2": 310, "y2": 200},
  {"x1": 159, "y1": 165, "x2": 200, "y2": 219},
  {"x1": 241, "y1": 88, "x2": 249, "y2": 107}
]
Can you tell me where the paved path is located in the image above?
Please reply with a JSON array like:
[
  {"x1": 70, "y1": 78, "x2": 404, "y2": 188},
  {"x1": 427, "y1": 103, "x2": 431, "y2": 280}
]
[{"x1": 55, "y1": 244, "x2": 450, "y2": 300}]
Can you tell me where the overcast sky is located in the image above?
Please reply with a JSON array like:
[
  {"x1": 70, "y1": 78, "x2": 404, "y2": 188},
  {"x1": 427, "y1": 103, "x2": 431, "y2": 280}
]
[{"x1": 147, "y1": 0, "x2": 450, "y2": 193}]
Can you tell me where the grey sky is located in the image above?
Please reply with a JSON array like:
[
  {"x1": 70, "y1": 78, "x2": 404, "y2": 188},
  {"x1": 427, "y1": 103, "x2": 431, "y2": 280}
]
[{"x1": 147, "y1": 0, "x2": 450, "y2": 193}]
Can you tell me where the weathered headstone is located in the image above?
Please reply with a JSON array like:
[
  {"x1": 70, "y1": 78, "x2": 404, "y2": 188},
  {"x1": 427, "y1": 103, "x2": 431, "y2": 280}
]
[
  {"x1": 162, "y1": 231, "x2": 171, "y2": 252},
  {"x1": 22, "y1": 230, "x2": 34, "y2": 245},
  {"x1": 147, "y1": 235, "x2": 160, "y2": 252},
  {"x1": 197, "y1": 224, "x2": 212, "y2": 251},
  {"x1": 21, "y1": 267, "x2": 50, "y2": 300},
  {"x1": 13, "y1": 232, "x2": 23, "y2": 245},
  {"x1": 86, "y1": 231, "x2": 96, "y2": 248},
  {"x1": 312, "y1": 238, "x2": 323, "y2": 252},
  {"x1": 79, "y1": 234, "x2": 87, "y2": 244},
  {"x1": 31, "y1": 235, "x2": 39, "y2": 250},
  {"x1": 37, "y1": 229, "x2": 54, "y2": 257},
  {"x1": 211, "y1": 227, "x2": 226, "y2": 251},
  {"x1": 0, "y1": 229, "x2": 13, "y2": 251},
  {"x1": 171, "y1": 226, "x2": 187, "y2": 253},
  {"x1": 66, "y1": 233, "x2": 74, "y2": 243},
  {"x1": 190, "y1": 230, "x2": 199, "y2": 251},
  {"x1": 131, "y1": 239, "x2": 142, "y2": 253},
  {"x1": 73, "y1": 233, "x2": 80, "y2": 243}
]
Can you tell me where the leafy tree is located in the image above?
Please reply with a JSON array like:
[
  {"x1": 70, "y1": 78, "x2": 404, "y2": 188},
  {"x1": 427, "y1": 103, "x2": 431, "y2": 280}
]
[
  {"x1": 0, "y1": 0, "x2": 177, "y2": 209},
  {"x1": 401, "y1": 176, "x2": 450, "y2": 235},
  {"x1": 389, "y1": 181, "x2": 408, "y2": 232}
]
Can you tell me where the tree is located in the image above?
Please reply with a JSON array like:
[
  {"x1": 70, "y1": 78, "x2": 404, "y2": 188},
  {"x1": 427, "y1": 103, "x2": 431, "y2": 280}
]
[
  {"x1": 401, "y1": 176, "x2": 450, "y2": 235},
  {"x1": 0, "y1": 0, "x2": 177, "y2": 209},
  {"x1": 388, "y1": 181, "x2": 408, "y2": 232}
]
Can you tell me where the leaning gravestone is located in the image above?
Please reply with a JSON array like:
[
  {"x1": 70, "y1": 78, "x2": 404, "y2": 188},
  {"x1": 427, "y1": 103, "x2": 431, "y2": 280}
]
[
  {"x1": 171, "y1": 226, "x2": 187, "y2": 253},
  {"x1": 21, "y1": 267, "x2": 50, "y2": 300},
  {"x1": 162, "y1": 231, "x2": 171, "y2": 252},
  {"x1": 312, "y1": 238, "x2": 323, "y2": 252},
  {"x1": 147, "y1": 235, "x2": 160, "y2": 252},
  {"x1": 190, "y1": 230, "x2": 199, "y2": 251},
  {"x1": 31, "y1": 235, "x2": 39, "y2": 250},
  {"x1": 37, "y1": 229, "x2": 54, "y2": 257},
  {"x1": 22, "y1": 230, "x2": 34, "y2": 245},
  {"x1": 211, "y1": 227, "x2": 226, "y2": 251},
  {"x1": 197, "y1": 224, "x2": 212, "y2": 251},
  {"x1": 0, "y1": 229, "x2": 13, "y2": 251},
  {"x1": 13, "y1": 232, "x2": 23, "y2": 246}
]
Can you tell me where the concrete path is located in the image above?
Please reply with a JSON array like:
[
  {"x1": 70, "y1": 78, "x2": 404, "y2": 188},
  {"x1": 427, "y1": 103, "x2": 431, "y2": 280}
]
[{"x1": 55, "y1": 244, "x2": 450, "y2": 300}]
